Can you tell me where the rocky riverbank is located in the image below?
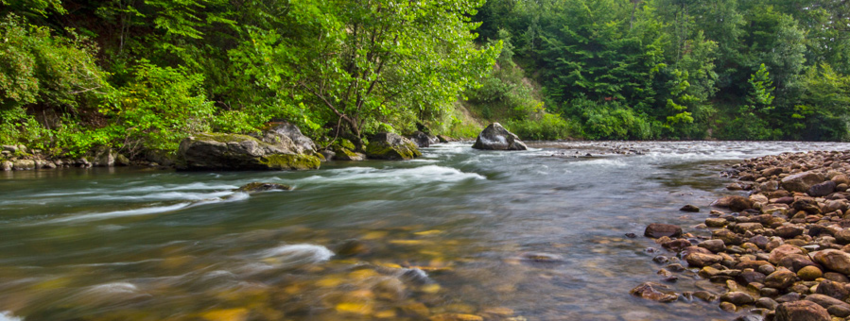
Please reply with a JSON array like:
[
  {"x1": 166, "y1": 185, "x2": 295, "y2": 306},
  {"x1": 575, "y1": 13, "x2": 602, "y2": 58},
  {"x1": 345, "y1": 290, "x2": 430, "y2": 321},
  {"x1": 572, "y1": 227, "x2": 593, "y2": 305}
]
[{"x1": 635, "y1": 150, "x2": 850, "y2": 321}]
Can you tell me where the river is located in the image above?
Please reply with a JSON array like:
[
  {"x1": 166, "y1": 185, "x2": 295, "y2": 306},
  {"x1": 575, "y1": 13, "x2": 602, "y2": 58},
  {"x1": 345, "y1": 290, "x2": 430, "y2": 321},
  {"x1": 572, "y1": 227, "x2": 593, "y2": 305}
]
[{"x1": 1, "y1": 141, "x2": 849, "y2": 321}]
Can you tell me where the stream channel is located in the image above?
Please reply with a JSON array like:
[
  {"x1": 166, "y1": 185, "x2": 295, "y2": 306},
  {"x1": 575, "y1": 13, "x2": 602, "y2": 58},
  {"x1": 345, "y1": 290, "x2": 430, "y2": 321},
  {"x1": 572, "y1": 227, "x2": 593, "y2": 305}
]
[{"x1": 2, "y1": 141, "x2": 850, "y2": 321}]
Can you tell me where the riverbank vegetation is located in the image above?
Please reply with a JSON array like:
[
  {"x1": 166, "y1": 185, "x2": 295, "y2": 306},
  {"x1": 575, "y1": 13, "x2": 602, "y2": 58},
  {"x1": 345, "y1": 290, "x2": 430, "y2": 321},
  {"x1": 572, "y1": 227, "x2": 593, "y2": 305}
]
[{"x1": 2, "y1": 0, "x2": 850, "y2": 160}]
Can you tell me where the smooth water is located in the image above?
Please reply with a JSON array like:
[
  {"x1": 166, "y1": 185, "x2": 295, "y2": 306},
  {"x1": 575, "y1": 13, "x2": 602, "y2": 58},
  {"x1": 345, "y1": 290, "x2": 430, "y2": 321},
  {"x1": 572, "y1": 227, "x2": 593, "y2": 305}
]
[{"x1": 2, "y1": 141, "x2": 850, "y2": 321}]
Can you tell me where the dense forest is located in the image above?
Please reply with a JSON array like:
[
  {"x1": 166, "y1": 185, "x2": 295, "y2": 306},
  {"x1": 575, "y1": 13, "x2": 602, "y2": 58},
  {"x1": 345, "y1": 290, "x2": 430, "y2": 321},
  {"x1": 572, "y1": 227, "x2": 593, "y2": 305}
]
[{"x1": 1, "y1": 0, "x2": 850, "y2": 160}]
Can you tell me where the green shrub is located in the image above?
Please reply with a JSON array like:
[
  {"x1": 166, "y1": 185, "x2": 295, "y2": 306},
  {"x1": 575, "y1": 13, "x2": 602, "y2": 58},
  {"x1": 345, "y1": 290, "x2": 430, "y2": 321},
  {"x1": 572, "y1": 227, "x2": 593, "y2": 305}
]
[
  {"x1": 504, "y1": 113, "x2": 575, "y2": 140},
  {"x1": 102, "y1": 61, "x2": 214, "y2": 153}
]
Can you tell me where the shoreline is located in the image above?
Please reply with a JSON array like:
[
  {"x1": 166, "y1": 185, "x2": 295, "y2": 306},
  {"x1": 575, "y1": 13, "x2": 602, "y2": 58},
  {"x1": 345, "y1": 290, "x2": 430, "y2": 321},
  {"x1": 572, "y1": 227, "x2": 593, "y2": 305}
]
[{"x1": 635, "y1": 150, "x2": 850, "y2": 321}]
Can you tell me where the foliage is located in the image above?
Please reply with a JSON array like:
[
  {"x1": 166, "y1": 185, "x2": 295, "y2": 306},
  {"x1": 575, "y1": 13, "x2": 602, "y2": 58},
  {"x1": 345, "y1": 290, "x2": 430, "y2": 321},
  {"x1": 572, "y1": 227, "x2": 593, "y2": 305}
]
[
  {"x1": 101, "y1": 61, "x2": 214, "y2": 153},
  {"x1": 504, "y1": 113, "x2": 575, "y2": 140}
]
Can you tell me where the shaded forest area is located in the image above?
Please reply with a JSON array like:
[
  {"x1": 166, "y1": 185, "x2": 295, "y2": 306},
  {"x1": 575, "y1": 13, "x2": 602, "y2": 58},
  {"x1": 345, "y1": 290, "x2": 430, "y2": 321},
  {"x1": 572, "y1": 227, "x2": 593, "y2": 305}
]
[{"x1": 1, "y1": 0, "x2": 850, "y2": 160}]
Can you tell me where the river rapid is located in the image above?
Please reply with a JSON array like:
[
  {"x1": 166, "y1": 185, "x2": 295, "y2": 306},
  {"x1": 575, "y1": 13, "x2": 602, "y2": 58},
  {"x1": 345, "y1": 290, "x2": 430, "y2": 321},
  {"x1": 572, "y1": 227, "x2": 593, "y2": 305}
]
[{"x1": 2, "y1": 141, "x2": 850, "y2": 321}]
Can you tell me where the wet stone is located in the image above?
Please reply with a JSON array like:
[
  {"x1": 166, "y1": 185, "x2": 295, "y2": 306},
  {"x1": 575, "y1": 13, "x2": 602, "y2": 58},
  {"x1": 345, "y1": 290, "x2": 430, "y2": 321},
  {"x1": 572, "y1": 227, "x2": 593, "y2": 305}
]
[
  {"x1": 815, "y1": 279, "x2": 849, "y2": 300},
  {"x1": 644, "y1": 223, "x2": 683, "y2": 238},
  {"x1": 630, "y1": 282, "x2": 678, "y2": 303},
  {"x1": 721, "y1": 292, "x2": 755, "y2": 306},
  {"x1": 680, "y1": 205, "x2": 700, "y2": 212}
]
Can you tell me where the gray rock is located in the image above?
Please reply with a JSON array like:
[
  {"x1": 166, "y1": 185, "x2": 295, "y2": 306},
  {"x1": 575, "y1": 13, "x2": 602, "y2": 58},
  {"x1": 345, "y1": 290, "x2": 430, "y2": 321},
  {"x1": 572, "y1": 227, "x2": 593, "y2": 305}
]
[
  {"x1": 12, "y1": 159, "x2": 35, "y2": 170},
  {"x1": 2, "y1": 161, "x2": 11, "y2": 171},
  {"x1": 176, "y1": 133, "x2": 320, "y2": 171},
  {"x1": 808, "y1": 180, "x2": 836, "y2": 197},
  {"x1": 407, "y1": 131, "x2": 432, "y2": 148},
  {"x1": 93, "y1": 148, "x2": 114, "y2": 167},
  {"x1": 115, "y1": 154, "x2": 130, "y2": 166},
  {"x1": 257, "y1": 122, "x2": 317, "y2": 154},
  {"x1": 471, "y1": 123, "x2": 527, "y2": 151}
]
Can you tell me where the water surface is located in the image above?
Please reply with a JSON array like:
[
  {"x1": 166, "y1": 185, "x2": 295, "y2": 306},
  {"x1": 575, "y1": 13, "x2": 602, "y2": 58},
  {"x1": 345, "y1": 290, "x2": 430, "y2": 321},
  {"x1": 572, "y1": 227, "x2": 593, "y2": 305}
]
[{"x1": 2, "y1": 141, "x2": 849, "y2": 321}]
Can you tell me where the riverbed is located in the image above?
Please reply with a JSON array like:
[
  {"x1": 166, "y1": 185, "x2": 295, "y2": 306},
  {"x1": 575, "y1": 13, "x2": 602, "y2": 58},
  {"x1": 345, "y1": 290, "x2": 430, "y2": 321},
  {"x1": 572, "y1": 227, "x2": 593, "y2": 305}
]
[{"x1": 2, "y1": 141, "x2": 849, "y2": 321}]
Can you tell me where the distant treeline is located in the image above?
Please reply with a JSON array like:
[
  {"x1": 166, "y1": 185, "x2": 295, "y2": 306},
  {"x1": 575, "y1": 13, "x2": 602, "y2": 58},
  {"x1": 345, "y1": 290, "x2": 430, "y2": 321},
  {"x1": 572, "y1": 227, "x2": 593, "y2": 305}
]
[
  {"x1": 472, "y1": 0, "x2": 850, "y2": 141},
  {"x1": 1, "y1": 0, "x2": 849, "y2": 161}
]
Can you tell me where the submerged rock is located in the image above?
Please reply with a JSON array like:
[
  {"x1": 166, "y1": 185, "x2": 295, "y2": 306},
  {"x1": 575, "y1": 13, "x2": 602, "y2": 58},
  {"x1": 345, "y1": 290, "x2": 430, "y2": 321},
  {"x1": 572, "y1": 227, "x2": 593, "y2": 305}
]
[
  {"x1": 680, "y1": 204, "x2": 700, "y2": 212},
  {"x1": 176, "y1": 132, "x2": 321, "y2": 171},
  {"x1": 364, "y1": 133, "x2": 421, "y2": 160},
  {"x1": 630, "y1": 282, "x2": 678, "y2": 302},
  {"x1": 237, "y1": 182, "x2": 293, "y2": 193},
  {"x1": 644, "y1": 223, "x2": 683, "y2": 238},
  {"x1": 471, "y1": 123, "x2": 527, "y2": 151}
]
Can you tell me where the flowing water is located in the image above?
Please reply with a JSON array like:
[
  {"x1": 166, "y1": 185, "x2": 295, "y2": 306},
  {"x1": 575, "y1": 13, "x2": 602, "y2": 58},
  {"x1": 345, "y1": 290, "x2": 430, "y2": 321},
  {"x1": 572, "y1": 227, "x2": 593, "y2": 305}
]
[{"x1": 2, "y1": 141, "x2": 850, "y2": 321}]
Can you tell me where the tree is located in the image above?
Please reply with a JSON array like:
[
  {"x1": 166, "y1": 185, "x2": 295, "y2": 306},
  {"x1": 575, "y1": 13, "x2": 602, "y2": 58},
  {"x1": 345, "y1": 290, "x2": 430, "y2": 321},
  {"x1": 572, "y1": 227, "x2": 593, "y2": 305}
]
[{"x1": 235, "y1": 0, "x2": 498, "y2": 147}]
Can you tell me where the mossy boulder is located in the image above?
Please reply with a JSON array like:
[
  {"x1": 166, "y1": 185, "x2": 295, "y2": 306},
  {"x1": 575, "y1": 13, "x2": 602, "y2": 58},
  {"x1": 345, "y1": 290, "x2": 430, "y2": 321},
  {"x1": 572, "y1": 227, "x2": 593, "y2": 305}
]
[
  {"x1": 176, "y1": 132, "x2": 320, "y2": 171},
  {"x1": 364, "y1": 133, "x2": 421, "y2": 160}
]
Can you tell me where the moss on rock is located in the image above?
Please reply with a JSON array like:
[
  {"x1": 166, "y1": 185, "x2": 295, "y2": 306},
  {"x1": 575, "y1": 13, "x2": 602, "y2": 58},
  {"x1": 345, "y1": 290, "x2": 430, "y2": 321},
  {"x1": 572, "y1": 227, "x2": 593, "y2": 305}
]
[
  {"x1": 260, "y1": 154, "x2": 321, "y2": 170},
  {"x1": 364, "y1": 133, "x2": 421, "y2": 160}
]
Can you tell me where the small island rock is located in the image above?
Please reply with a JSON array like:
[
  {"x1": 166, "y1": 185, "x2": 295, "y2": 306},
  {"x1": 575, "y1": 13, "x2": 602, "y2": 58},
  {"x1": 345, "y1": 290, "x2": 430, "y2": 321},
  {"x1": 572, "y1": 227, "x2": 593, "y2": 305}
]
[{"x1": 471, "y1": 123, "x2": 527, "y2": 151}]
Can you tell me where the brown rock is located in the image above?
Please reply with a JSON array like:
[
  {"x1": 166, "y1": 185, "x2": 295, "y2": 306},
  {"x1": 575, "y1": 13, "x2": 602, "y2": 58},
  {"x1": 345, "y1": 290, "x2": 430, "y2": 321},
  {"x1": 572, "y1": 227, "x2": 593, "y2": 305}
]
[
  {"x1": 661, "y1": 239, "x2": 691, "y2": 252},
  {"x1": 713, "y1": 229, "x2": 743, "y2": 245},
  {"x1": 680, "y1": 204, "x2": 700, "y2": 212},
  {"x1": 699, "y1": 239, "x2": 727, "y2": 253},
  {"x1": 813, "y1": 249, "x2": 850, "y2": 274},
  {"x1": 769, "y1": 244, "x2": 806, "y2": 265},
  {"x1": 764, "y1": 269, "x2": 798, "y2": 289},
  {"x1": 782, "y1": 171, "x2": 826, "y2": 193},
  {"x1": 777, "y1": 254, "x2": 818, "y2": 272},
  {"x1": 814, "y1": 279, "x2": 849, "y2": 300},
  {"x1": 630, "y1": 282, "x2": 678, "y2": 302},
  {"x1": 774, "y1": 225, "x2": 805, "y2": 239},
  {"x1": 797, "y1": 265, "x2": 823, "y2": 281},
  {"x1": 805, "y1": 293, "x2": 850, "y2": 311},
  {"x1": 644, "y1": 223, "x2": 683, "y2": 238},
  {"x1": 713, "y1": 196, "x2": 754, "y2": 212},
  {"x1": 774, "y1": 300, "x2": 830, "y2": 321},
  {"x1": 720, "y1": 292, "x2": 755, "y2": 305},
  {"x1": 705, "y1": 217, "x2": 728, "y2": 227},
  {"x1": 685, "y1": 252, "x2": 723, "y2": 268}
]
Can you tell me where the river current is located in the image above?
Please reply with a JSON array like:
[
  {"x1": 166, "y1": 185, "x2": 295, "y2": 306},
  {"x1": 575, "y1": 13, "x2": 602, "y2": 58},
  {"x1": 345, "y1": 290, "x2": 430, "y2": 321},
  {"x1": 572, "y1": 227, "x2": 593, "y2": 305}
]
[{"x1": 2, "y1": 141, "x2": 850, "y2": 321}]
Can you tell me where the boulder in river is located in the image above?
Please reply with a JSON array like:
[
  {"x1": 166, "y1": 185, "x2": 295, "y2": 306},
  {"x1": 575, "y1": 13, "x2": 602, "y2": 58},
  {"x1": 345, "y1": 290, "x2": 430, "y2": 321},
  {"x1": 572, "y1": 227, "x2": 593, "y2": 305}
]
[
  {"x1": 176, "y1": 132, "x2": 321, "y2": 171},
  {"x1": 364, "y1": 133, "x2": 421, "y2": 160},
  {"x1": 237, "y1": 182, "x2": 293, "y2": 193},
  {"x1": 407, "y1": 131, "x2": 435, "y2": 148},
  {"x1": 471, "y1": 123, "x2": 527, "y2": 151}
]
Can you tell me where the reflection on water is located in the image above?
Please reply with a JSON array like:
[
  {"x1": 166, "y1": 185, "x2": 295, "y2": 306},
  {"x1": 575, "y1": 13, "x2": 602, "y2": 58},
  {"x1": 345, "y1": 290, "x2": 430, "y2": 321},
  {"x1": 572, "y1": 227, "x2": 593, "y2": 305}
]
[{"x1": 1, "y1": 141, "x2": 850, "y2": 320}]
